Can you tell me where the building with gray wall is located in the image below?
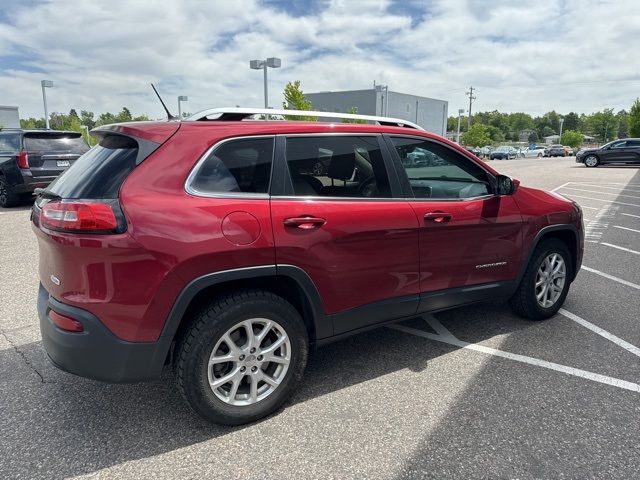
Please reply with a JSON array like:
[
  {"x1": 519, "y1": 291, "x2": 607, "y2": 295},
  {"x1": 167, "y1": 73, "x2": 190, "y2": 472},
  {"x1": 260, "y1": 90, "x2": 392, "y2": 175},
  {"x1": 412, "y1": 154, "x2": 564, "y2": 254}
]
[
  {"x1": 0, "y1": 106, "x2": 20, "y2": 128},
  {"x1": 305, "y1": 88, "x2": 448, "y2": 135}
]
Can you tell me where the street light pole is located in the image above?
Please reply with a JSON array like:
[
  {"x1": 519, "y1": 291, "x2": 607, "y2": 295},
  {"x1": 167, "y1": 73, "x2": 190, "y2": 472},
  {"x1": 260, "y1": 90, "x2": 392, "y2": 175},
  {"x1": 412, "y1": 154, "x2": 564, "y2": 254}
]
[
  {"x1": 41, "y1": 80, "x2": 53, "y2": 129},
  {"x1": 177, "y1": 96, "x2": 188, "y2": 119},
  {"x1": 559, "y1": 117, "x2": 564, "y2": 143},
  {"x1": 456, "y1": 108, "x2": 465, "y2": 143},
  {"x1": 250, "y1": 57, "x2": 281, "y2": 108}
]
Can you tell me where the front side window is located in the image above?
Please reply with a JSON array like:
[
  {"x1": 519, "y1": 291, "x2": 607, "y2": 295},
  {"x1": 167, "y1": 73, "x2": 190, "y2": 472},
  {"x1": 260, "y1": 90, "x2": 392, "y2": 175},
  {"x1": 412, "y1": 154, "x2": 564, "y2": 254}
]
[
  {"x1": 391, "y1": 136, "x2": 492, "y2": 199},
  {"x1": 610, "y1": 141, "x2": 627, "y2": 149},
  {"x1": 189, "y1": 137, "x2": 274, "y2": 195},
  {"x1": 284, "y1": 136, "x2": 391, "y2": 198}
]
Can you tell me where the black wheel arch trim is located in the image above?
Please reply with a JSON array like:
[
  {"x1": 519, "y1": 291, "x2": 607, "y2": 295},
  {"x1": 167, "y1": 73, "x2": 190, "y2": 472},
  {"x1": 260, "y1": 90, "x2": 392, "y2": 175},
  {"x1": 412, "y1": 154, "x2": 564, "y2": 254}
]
[
  {"x1": 159, "y1": 264, "x2": 329, "y2": 344},
  {"x1": 516, "y1": 223, "x2": 581, "y2": 285}
]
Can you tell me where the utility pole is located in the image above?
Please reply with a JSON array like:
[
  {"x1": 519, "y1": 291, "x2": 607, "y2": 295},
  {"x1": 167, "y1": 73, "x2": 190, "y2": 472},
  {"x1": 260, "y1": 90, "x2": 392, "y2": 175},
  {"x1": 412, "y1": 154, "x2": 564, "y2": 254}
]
[{"x1": 465, "y1": 86, "x2": 476, "y2": 129}]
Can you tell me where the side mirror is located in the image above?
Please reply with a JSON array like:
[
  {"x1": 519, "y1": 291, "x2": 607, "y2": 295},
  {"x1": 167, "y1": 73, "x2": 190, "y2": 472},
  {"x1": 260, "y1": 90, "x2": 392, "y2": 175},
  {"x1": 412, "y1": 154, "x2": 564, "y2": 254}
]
[{"x1": 496, "y1": 175, "x2": 518, "y2": 195}]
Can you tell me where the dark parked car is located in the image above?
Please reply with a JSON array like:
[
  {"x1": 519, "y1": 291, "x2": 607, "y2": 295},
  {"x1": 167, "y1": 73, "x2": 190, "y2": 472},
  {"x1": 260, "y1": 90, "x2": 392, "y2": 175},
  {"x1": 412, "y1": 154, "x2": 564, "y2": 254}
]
[
  {"x1": 576, "y1": 138, "x2": 640, "y2": 167},
  {"x1": 33, "y1": 108, "x2": 584, "y2": 425},
  {"x1": 546, "y1": 144, "x2": 566, "y2": 157},
  {"x1": 0, "y1": 129, "x2": 89, "y2": 207},
  {"x1": 489, "y1": 146, "x2": 517, "y2": 160}
]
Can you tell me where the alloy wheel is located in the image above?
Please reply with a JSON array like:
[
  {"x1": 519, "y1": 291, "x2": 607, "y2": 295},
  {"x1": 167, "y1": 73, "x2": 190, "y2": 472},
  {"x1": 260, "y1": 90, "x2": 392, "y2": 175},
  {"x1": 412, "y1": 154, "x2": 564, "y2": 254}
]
[
  {"x1": 535, "y1": 253, "x2": 566, "y2": 308},
  {"x1": 207, "y1": 318, "x2": 291, "y2": 406},
  {"x1": 0, "y1": 179, "x2": 7, "y2": 206},
  {"x1": 585, "y1": 156, "x2": 598, "y2": 167}
]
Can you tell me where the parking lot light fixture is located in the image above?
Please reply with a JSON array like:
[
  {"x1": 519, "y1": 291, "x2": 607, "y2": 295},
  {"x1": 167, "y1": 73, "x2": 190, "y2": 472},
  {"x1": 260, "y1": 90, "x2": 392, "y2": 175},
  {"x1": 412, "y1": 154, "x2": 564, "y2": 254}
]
[
  {"x1": 177, "y1": 95, "x2": 188, "y2": 119},
  {"x1": 41, "y1": 80, "x2": 53, "y2": 129},
  {"x1": 250, "y1": 57, "x2": 281, "y2": 108},
  {"x1": 559, "y1": 117, "x2": 564, "y2": 143},
  {"x1": 456, "y1": 108, "x2": 465, "y2": 143}
]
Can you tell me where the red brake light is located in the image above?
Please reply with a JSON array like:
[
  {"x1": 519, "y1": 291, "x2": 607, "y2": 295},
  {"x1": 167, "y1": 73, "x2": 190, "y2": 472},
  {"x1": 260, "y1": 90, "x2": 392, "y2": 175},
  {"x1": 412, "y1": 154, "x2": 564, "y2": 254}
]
[
  {"x1": 40, "y1": 201, "x2": 118, "y2": 233},
  {"x1": 49, "y1": 310, "x2": 84, "y2": 333},
  {"x1": 17, "y1": 151, "x2": 30, "y2": 169}
]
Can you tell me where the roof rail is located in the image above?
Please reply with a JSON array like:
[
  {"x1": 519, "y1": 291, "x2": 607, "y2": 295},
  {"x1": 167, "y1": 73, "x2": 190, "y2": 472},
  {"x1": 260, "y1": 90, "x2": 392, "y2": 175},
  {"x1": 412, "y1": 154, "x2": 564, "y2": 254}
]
[{"x1": 184, "y1": 107, "x2": 424, "y2": 131}]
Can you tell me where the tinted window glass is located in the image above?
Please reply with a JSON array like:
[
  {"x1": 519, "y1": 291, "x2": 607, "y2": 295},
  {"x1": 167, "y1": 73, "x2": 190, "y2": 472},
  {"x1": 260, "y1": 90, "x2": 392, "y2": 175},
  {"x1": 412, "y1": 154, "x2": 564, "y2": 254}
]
[
  {"x1": 0, "y1": 133, "x2": 20, "y2": 153},
  {"x1": 47, "y1": 135, "x2": 137, "y2": 199},
  {"x1": 190, "y1": 137, "x2": 274, "y2": 194},
  {"x1": 284, "y1": 136, "x2": 390, "y2": 198},
  {"x1": 392, "y1": 137, "x2": 492, "y2": 199},
  {"x1": 610, "y1": 141, "x2": 627, "y2": 149},
  {"x1": 24, "y1": 134, "x2": 89, "y2": 154},
  {"x1": 627, "y1": 140, "x2": 640, "y2": 147}
]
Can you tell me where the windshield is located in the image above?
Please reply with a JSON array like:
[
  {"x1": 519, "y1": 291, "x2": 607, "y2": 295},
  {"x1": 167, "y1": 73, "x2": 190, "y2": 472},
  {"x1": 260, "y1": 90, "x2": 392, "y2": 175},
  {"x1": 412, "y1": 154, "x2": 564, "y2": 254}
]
[
  {"x1": 24, "y1": 134, "x2": 89, "y2": 154},
  {"x1": 496, "y1": 146, "x2": 510, "y2": 152}
]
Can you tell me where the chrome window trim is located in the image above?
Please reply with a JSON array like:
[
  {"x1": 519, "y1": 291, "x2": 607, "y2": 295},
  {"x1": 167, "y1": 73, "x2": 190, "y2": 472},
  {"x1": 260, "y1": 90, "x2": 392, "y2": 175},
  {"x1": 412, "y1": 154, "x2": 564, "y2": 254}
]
[{"x1": 184, "y1": 134, "x2": 275, "y2": 199}]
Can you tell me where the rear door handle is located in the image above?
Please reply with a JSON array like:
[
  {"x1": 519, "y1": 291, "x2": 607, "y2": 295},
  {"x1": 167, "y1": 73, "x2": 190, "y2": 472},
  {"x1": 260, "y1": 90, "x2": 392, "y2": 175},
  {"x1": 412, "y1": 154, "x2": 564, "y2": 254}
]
[
  {"x1": 424, "y1": 212, "x2": 452, "y2": 223},
  {"x1": 283, "y1": 216, "x2": 326, "y2": 229}
]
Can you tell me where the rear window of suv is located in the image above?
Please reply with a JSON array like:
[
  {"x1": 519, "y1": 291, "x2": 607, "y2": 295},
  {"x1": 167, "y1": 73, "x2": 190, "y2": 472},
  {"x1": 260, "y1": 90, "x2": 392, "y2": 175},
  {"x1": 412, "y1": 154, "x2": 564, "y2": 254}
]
[
  {"x1": 47, "y1": 135, "x2": 137, "y2": 199},
  {"x1": 24, "y1": 133, "x2": 89, "y2": 154}
]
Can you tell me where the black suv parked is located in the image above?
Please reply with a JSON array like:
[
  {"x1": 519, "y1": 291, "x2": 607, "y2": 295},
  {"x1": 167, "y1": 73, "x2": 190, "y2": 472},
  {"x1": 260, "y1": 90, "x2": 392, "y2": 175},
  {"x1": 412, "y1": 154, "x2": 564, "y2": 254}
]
[
  {"x1": 0, "y1": 129, "x2": 89, "y2": 207},
  {"x1": 576, "y1": 138, "x2": 640, "y2": 167}
]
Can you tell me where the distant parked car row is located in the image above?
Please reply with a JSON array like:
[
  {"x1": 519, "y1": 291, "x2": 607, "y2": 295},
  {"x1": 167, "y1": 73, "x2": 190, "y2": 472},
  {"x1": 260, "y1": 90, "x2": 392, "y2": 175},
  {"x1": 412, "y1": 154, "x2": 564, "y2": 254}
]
[{"x1": 462, "y1": 144, "x2": 580, "y2": 160}]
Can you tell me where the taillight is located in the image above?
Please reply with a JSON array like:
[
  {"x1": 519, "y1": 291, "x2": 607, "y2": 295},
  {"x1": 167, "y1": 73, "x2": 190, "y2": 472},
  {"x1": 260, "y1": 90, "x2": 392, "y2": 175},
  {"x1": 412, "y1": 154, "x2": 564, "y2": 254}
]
[
  {"x1": 40, "y1": 201, "x2": 119, "y2": 233},
  {"x1": 17, "y1": 151, "x2": 30, "y2": 169}
]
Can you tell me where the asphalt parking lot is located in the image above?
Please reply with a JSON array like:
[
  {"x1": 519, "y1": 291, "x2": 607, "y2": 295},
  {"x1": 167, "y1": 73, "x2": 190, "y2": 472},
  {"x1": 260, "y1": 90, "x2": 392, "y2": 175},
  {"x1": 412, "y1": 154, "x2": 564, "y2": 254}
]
[{"x1": 1, "y1": 156, "x2": 638, "y2": 479}]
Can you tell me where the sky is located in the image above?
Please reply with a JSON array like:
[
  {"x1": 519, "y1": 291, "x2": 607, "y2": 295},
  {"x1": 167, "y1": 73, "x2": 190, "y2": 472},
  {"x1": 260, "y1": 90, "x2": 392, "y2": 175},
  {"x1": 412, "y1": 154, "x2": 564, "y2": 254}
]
[{"x1": 0, "y1": 0, "x2": 639, "y2": 120}]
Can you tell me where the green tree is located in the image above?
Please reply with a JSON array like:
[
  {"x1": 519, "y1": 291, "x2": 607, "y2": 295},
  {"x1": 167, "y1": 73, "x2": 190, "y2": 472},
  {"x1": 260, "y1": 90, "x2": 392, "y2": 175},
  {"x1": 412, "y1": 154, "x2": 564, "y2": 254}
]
[
  {"x1": 588, "y1": 109, "x2": 618, "y2": 142},
  {"x1": 342, "y1": 107, "x2": 366, "y2": 124},
  {"x1": 629, "y1": 98, "x2": 640, "y2": 137},
  {"x1": 542, "y1": 126, "x2": 555, "y2": 138},
  {"x1": 282, "y1": 80, "x2": 316, "y2": 121},
  {"x1": 508, "y1": 112, "x2": 534, "y2": 137},
  {"x1": 616, "y1": 110, "x2": 629, "y2": 138},
  {"x1": 460, "y1": 123, "x2": 491, "y2": 147},
  {"x1": 563, "y1": 112, "x2": 580, "y2": 132},
  {"x1": 527, "y1": 131, "x2": 539, "y2": 143},
  {"x1": 80, "y1": 110, "x2": 95, "y2": 129},
  {"x1": 560, "y1": 130, "x2": 583, "y2": 148}
]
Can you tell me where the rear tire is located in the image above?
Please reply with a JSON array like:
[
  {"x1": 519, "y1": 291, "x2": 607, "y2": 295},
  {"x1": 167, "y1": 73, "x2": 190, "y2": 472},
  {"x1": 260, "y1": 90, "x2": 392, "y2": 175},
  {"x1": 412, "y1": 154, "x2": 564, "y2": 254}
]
[
  {"x1": 175, "y1": 289, "x2": 308, "y2": 425},
  {"x1": 509, "y1": 239, "x2": 572, "y2": 320},
  {"x1": 0, "y1": 176, "x2": 21, "y2": 208},
  {"x1": 584, "y1": 155, "x2": 599, "y2": 167}
]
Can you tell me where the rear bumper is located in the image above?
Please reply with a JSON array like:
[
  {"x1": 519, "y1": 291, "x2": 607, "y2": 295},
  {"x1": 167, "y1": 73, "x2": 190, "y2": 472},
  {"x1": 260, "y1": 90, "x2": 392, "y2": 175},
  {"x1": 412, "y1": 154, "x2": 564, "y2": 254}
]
[
  {"x1": 14, "y1": 170, "x2": 57, "y2": 194},
  {"x1": 37, "y1": 283, "x2": 171, "y2": 383}
]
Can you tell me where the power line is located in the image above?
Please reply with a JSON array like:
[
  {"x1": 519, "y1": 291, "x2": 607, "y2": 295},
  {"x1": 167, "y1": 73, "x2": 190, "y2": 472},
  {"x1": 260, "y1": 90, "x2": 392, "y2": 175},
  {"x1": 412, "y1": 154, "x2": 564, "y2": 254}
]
[{"x1": 466, "y1": 86, "x2": 476, "y2": 128}]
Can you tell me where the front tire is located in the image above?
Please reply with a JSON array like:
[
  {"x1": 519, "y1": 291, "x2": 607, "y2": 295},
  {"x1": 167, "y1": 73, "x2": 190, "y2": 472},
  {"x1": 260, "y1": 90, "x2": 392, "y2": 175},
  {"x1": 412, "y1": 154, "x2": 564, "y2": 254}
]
[
  {"x1": 584, "y1": 155, "x2": 599, "y2": 167},
  {"x1": 509, "y1": 239, "x2": 572, "y2": 320},
  {"x1": 175, "y1": 290, "x2": 308, "y2": 425}
]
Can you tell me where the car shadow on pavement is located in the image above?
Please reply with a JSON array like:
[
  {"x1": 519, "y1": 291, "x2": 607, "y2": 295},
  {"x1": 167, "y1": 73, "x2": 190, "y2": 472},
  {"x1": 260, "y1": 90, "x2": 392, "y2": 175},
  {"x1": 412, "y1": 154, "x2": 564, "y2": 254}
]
[{"x1": 0, "y1": 299, "x2": 539, "y2": 479}]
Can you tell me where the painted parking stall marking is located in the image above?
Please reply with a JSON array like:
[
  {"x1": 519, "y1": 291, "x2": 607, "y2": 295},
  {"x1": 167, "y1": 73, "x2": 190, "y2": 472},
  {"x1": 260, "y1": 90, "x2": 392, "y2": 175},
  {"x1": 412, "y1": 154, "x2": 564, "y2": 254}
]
[{"x1": 389, "y1": 316, "x2": 640, "y2": 393}]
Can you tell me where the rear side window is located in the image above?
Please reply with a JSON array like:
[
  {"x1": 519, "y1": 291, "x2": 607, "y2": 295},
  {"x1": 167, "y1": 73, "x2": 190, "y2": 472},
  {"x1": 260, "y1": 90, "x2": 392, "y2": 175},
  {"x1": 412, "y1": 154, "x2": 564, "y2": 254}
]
[
  {"x1": 24, "y1": 134, "x2": 89, "y2": 154},
  {"x1": 0, "y1": 133, "x2": 20, "y2": 153},
  {"x1": 47, "y1": 135, "x2": 138, "y2": 199},
  {"x1": 188, "y1": 137, "x2": 274, "y2": 195}
]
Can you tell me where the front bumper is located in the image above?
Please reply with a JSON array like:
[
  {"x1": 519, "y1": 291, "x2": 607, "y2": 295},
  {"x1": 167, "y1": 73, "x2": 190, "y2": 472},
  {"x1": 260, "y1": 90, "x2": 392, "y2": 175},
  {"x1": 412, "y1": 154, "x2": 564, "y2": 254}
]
[
  {"x1": 38, "y1": 284, "x2": 170, "y2": 383},
  {"x1": 575, "y1": 155, "x2": 586, "y2": 164}
]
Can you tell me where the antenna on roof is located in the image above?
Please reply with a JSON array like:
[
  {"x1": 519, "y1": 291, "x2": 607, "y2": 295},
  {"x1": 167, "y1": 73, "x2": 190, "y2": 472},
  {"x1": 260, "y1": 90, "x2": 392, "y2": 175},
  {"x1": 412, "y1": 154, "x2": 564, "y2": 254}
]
[{"x1": 150, "y1": 83, "x2": 178, "y2": 121}]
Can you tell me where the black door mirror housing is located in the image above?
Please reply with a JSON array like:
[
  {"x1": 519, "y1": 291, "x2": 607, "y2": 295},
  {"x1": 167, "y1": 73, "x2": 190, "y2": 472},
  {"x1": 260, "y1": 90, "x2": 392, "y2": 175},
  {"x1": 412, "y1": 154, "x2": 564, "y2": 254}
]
[{"x1": 496, "y1": 175, "x2": 519, "y2": 195}]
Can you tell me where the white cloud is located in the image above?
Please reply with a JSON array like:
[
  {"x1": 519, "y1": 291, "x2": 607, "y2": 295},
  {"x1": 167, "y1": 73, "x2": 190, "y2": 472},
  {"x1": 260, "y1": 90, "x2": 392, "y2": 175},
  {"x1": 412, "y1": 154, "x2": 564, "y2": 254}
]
[{"x1": 0, "y1": 0, "x2": 638, "y2": 119}]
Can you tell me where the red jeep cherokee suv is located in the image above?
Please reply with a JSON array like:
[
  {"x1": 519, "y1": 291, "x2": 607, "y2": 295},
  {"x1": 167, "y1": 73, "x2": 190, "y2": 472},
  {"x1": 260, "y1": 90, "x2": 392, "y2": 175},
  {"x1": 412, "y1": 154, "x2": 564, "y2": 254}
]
[{"x1": 33, "y1": 109, "x2": 584, "y2": 425}]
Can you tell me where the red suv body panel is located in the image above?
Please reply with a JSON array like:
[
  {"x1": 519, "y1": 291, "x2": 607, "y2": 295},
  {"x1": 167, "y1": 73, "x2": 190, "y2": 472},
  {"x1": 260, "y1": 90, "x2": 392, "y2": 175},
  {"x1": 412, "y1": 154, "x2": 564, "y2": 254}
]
[{"x1": 33, "y1": 119, "x2": 584, "y2": 382}]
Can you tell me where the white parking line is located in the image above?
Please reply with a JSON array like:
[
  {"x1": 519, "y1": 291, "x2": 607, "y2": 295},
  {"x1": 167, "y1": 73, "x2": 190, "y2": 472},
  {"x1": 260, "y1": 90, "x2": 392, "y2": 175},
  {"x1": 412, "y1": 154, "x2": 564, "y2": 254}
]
[
  {"x1": 613, "y1": 225, "x2": 640, "y2": 234},
  {"x1": 595, "y1": 182, "x2": 640, "y2": 186},
  {"x1": 552, "y1": 182, "x2": 572, "y2": 193},
  {"x1": 600, "y1": 242, "x2": 640, "y2": 255},
  {"x1": 621, "y1": 213, "x2": 640, "y2": 219},
  {"x1": 389, "y1": 317, "x2": 640, "y2": 393},
  {"x1": 580, "y1": 205, "x2": 599, "y2": 210},
  {"x1": 574, "y1": 184, "x2": 640, "y2": 194},
  {"x1": 581, "y1": 266, "x2": 640, "y2": 290},
  {"x1": 559, "y1": 309, "x2": 640, "y2": 358},
  {"x1": 562, "y1": 194, "x2": 640, "y2": 208},
  {"x1": 561, "y1": 187, "x2": 640, "y2": 199}
]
